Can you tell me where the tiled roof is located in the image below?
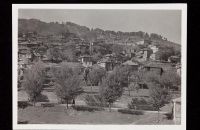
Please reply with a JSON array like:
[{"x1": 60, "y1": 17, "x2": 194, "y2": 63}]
[
  {"x1": 144, "y1": 61, "x2": 175, "y2": 71},
  {"x1": 123, "y1": 60, "x2": 139, "y2": 66}
]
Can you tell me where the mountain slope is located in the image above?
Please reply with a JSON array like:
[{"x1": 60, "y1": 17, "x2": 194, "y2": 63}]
[{"x1": 18, "y1": 18, "x2": 181, "y2": 49}]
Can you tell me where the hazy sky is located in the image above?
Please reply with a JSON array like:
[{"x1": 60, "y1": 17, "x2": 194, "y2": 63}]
[{"x1": 19, "y1": 9, "x2": 181, "y2": 44}]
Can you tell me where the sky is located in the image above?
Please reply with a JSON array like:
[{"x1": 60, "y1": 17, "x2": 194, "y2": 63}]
[{"x1": 19, "y1": 9, "x2": 181, "y2": 44}]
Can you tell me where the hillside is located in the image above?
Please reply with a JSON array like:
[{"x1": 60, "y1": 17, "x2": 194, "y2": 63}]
[{"x1": 18, "y1": 18, "x2": 181, "y2": 49}]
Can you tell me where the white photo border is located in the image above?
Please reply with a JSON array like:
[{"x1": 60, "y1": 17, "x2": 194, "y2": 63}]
[{"x1": 12, "y1": 4, "x2": 187, "y2": 130}]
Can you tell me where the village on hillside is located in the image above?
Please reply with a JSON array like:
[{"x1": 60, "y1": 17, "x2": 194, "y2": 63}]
[{"x1": 17, "y1": 21, "x2": 181, "y2": 125}]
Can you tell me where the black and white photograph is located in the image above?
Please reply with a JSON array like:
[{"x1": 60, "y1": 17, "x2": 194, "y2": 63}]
[{"x1": 12, "y1": 4, "x2": 187, "y2": 130}]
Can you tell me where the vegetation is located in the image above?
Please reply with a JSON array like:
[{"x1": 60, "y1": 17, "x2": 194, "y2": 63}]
[
  {"x1": 111, "y1": 44, "x2": 124, "y2": 55},
  {"x1": 155, "y1": 45, "x2": 180, "y2": 61},
  {"x1": 161, "y1": 71, "x2": 181, "y2": 90},
  {"x1": 84, "y1": 94, "x2": 108, "y2": 107},
  {"x1": 19, "y1": 18, "x2": 181, "y2": 48},
  {"x1": 129, "y1": 71, "x2": 145, "y2": 96},
  {"x1": 100, "y1": 72, "x2": 124, "y2": 112},
  {"x1": 22, "y1": 61, "x2": 46, "y2": 106},
  {"x1": 112, "y1": 65, "x2": 133, "y2": 87},
  {"x1": 143, "y1": 71, "x2": 172, "y2": 122},
  {"x1": 118, "y1": 109, "x2": 143, "y2": 115},
  {"x1": 149, "y1": 85, "x2": 171, "y2": 123},
  {"x1": 51, "y1": 64, "x2": 84, "y2": 108},
  {"x1": 18, "y1": 18, "x2": 181, "y2": 124},
  {"x1": 128, "y1": 98, "x2": 155, "y2": 111},
  {"x1": 72, "y1": 105, "x2": 104, "y2": 112},
  {"x1": 46, "y1": 48, "x2": 63, "y2": 63},
  {"x1": 88, "y1": 66, "x2": 106, "y2": 86},
  {"x1": 62, "y1": 48, "x2": 77, "y2": 62}
]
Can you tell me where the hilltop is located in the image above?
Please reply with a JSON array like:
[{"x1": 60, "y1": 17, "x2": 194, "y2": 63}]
[{"x1": 18, "y1": 18, "x2": 181, "y2": 50}]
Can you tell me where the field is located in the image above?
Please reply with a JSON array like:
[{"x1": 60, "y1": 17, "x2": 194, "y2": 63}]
[
  {"x1": 18, "y1": 106, "x2": 152, "y2": 124},
  {"x1": 18, "y1": 86, "x2": 151, "y2": 108},
  {"x1": 18, "y1": 85, "x2": 177, "y2": 124}
]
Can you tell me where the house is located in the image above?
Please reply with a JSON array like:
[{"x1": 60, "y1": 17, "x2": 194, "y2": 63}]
[
  {"x1": 148, "y1": 44, "x2": 159, "y2": 53},
  {"x1": 50, "y1": 42, "x2": 63, "y2": 47},
  {"x1": 122, "y1": 60, "x2": 139, "y2": 71},
  {"x1": 142, "y1": 62, "x2": 164, "y2": 75},
  {"x1": 97, "y1": 56, "x2": 120, "y2": 71},
  {"x1": 135, "y1": 40, "x2": 145, "y2": 45},
  {"x1": 142, "y1": 66, "x2": 163, "y2": 75},
  {"x1": 97, "y1": 53, "x2": 124, "y2": 71},
  {"x1": 76, "y1": 43, "x2": 90, "y2": 51},
  {"x1": 79, "y1": 55, "x2": 93, "y2": 68},
  {"x1": 149, "y1": 45, "x2": 159, "y2": 61},
  {"x1": 136, "y1": 48, "x2": 153, "y2": 61},
  {"x1": 18, "y1": 58, "x2": 33, "y2": 85},
  {"x1": 18, "y1": 41, "x2": 40, "y2": 49},
  {"x1": 142, "y1": 61, "x2": 176, "y2": 76},
  {"x1": 18, "y1": 47, "x2": 32, "y2": 61},
  {"x1": 18, "y1": 37, "x2": 26, "y2": 43},
  {"x1": 123, "y1": 45, "x2": 136, "y2": 58}
]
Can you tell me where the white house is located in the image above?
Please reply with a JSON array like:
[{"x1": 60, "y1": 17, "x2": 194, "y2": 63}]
[
  {"x1": 135, "y1": 40, "x2": 145, "y2": 45},
  {"x1": 149, "y1": 45, "x2": 159, "y2": 53},
  {"x1": 79, "y1": 55, "x2": 93, "y2": 68}
]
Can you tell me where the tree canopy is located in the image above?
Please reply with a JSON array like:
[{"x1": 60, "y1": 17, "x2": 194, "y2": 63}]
[
  {"x1": 22, "y1": 60, "x2": 46, "y2": 105},
  {"x1": 46, "y1": 48, "x2": 63, "y2": 63},
  {"x1": 100, "y1": 72, "x2": 124, "y2": 111},
  {"x1": 51, "y1": 64, "x2": 84, "y2": 108},
  {"x1": 88, "y1": 66, "x2": 106, "y2": 86}
]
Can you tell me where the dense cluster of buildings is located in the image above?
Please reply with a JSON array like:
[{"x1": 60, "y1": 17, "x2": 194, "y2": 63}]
[{"x1": 18, "y1": 31, "x2": 181, "y2": 90}]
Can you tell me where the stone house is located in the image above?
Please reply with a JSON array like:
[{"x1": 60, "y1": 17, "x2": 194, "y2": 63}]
[
  {"x1": 122, "y1": 60, "x2": 139, "y2": 71},
  {"x1": 79, "y1": 55, "x2": 93, "y2": 68}
]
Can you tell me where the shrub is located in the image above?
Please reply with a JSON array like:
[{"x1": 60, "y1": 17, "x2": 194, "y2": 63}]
[
  {"x1": 128, "y1": 98, "x2": 148, "y2": 108},
  {"x1": 118, "y1": 109, "x2": 143, "y2": 115},
  {"x1": 72, "y1": 105, "x2": 104, "y2": 112},
  {"x1": 18, "y1": 121, "x2": 29, "y2": 124},
  {"x1": 165, "y1": 112, "x2": 173, "y2": 120},
  {"x1": 84, "y1": 94, "x2": 108, "y2": 107},
  {"x1": 128, "y1": 98, "x2": 156, "y2": 111},
  {"x1": 135, "y1": 105, "x2": 156, "y2": 111},
  {"x1": 18, "y1": 101, "x2": 31, "y2": 109},
  {"x1": 41, "y1": 103, "x2": 55, "y2": 107}
]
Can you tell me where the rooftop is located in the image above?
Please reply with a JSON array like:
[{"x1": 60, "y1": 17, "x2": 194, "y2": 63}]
[
  {"x1": 122, "y1": 60, "x2": 139, "y2": 66},
  {"x1": 144, "y1": 61, "x2": 176, "y2": 71}
]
